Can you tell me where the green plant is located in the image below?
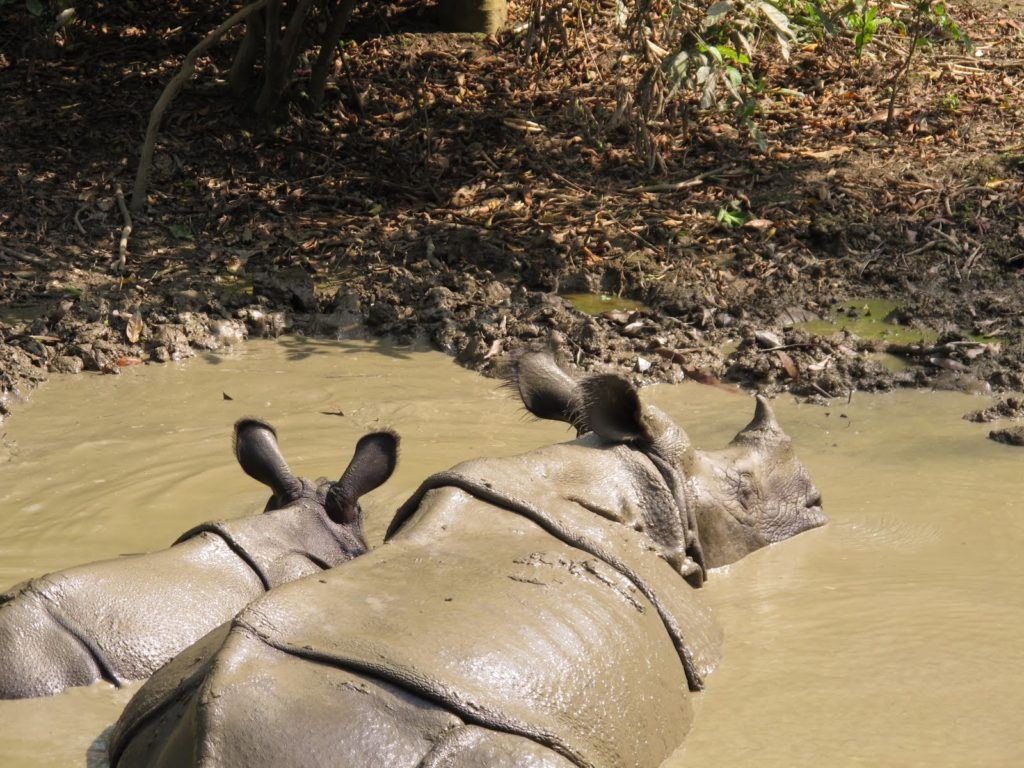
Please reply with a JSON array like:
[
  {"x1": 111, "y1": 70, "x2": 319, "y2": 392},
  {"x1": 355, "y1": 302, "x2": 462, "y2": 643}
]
[
  {"x1": 884, "y1": 1, "x2": 971, "y2": 128},
  {"x1": 716, "y1": 201, "x2": 747, "y2": 227},
  {"x1": 846, "y1": 0, "x2": 890, "y2": 57}
]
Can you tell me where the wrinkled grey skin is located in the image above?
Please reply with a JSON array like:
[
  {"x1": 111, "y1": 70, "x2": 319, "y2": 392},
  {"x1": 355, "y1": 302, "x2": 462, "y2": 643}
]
[
  {"x1": 108, "y1": 356, "x2": 825, "y2": 768},
  {"x1": 510, "y1": 353, "x2": 827, "y2": 570},
  {"x1": 0, "y1": 420, "x2": 398, "y2": 700}
]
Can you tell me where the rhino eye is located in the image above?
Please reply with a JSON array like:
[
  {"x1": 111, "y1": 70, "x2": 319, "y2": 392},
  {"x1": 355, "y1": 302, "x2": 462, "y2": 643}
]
[{"x1": 737, "y1": 472, "x2": 756, "y2": 506}]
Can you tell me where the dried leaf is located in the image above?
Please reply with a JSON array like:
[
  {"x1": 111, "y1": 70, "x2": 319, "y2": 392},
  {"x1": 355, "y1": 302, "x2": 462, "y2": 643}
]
[
  {"x1": 802, "y1": 146, "x2": 851, "y2": 160},
  {"x1": 776, "y1": 350, "x2": 799, "y2": 379},
  {"x1": 125, "y1": 313, "x2": 143, "y2": 343},
  {"x1": 807, "y1": 354, "x2": 833, "y2": 372},
  {"x1": 502, "y1": 117, "x2": 544, "y2": 133}
]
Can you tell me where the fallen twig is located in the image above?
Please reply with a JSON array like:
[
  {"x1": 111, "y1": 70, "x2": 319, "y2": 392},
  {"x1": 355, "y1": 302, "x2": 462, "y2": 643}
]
[
  {"x1": 626, "y1": 165, "x2": 731, "y2": 194},
  {"x1": 73, "y1": 204, "x2": 88, "y2": 235}
]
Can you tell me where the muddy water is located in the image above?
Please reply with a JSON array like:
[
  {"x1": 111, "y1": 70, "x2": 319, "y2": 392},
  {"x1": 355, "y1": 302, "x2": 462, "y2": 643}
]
[{"x1": 0, "y1": 339, "x2": 1021, "y2": 766}]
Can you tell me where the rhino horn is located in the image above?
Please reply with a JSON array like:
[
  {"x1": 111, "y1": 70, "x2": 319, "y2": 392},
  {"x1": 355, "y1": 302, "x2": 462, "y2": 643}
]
[
  {"x1": 733, "y1": 396, "x2": 786, "y2": 444},
  {"x1": 326, "y1": 430, "x2": 400, "y2": 526},
  {"x1": 234, "y1": 418, "x2": 303, "y2": 504}
]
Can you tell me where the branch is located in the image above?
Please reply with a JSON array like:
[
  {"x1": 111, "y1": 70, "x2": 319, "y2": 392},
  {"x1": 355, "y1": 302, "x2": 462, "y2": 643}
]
[
  {"x1": 308, "y1": 0, "x2": 359, "y2": 110},
  {"x1": 229, "y1": 10, "x2": 265, "y2": 96},
  {"x1": 114, "y1": 183, "x2": 132, "y2": 272},
  {"x1": 131, "y1": 0, "x2": 270, "y2": 213},
  {"x1": 255, "y1": 0, "x2": 316, "y2": 115}
]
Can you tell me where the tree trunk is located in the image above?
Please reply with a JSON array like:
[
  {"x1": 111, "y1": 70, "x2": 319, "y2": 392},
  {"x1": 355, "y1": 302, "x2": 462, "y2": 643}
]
[
  {"x1": 229, "y1": 11, "x2": 265, "y2": 97},
  {"x1": 308, "y1": 0, "x2": 358, "y2": 109},
  {"x1": 256, "y1": 0, "x2": 316, "y2": 115},
  {"x1": 438, "y1": 0, "x2": 507, "y2": 33}
]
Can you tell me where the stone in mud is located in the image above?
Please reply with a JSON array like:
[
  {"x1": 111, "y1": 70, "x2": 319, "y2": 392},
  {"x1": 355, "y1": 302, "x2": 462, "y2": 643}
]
[
  {"x1": 776, "y1": 307, "x2": 820, "y2": 327},
  {"x1": 151, "y1": 325, "x2": 193, "y2": 361},
  {"x1": 419, "y1": 286, "x2": 457, "y2": 323},
  {"x1": 455, "y1": 334, "x2": 488, "y2": 366},
  {"x1": 989, "y1": 426, "x2": 1024, "y2": 447},
  {"x1": 179, "y1": 313, "x2": 217, "y2": 350},
  {"x1": 49, "y1": 355, "x2": 84, "y2": 375},
  {"x1": 149, "y1": 345, "x2": 171, "y2": 363},
  {"x1": 239, "y1": 309, "x2": 287, "y2": 338},
  {"x1": 431, "y1": 320, "x2": 460, "y2": 355},
  {"x1": 755, "y1": 330, "x2": 783, "y2": 349},
  {"x1": 964, "y1": 397, "x2": 1024, "y2": 423},
  {"x1": 210, "y1": 319, "x2": 246, "y2": 348}
]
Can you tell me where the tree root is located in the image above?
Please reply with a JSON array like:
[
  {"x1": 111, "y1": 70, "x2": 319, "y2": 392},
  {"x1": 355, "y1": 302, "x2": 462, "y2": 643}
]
[{"x1": 131, "y1": 0, "x2": 270, "y2": 213}]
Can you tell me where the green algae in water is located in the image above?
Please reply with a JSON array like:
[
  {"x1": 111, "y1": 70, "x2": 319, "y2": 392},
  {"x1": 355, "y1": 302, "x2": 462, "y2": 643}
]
[
  {"x1": 799, "y1": 299, "x2": 939, "y2": 344},
  {"x1": 867, "y1": 351, "x2": 913, "y2": 373},
  {"x1": 562, "y1": 293, "x2": 648, "y2": 315}
]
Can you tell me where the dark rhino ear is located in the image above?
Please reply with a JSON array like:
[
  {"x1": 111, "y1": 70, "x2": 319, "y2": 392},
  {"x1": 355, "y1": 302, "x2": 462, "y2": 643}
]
[
  {"x1": 325, "y1": 430, "x2": 400, "y2": 525},
  {"x1": 505, "y1": 352, "x2": 587, "y2": 433},
  {"x1": 579, "y1": 374, "x2": 653, "y2": 445},
  {"x1": 234, "y1": 418, "x2": 302, "y2": 503}
]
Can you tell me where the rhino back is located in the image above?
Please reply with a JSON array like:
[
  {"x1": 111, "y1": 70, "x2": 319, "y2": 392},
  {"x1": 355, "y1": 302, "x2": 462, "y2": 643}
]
[
  {"x1": 112, "y1": 624, "x2": 571, "y2": 768},
  {"x1": 174, "y1": 500, "x2": 363, "y2": 590},
  {"x1": 0, "y1": 533, "x2": 264, "y2": 696},
  {"x1": 0, "y1": 584, "x2": 105, "y2": 698},
  {"x1": 112, "y1": 488, "x2": 695, "y2": 768}
]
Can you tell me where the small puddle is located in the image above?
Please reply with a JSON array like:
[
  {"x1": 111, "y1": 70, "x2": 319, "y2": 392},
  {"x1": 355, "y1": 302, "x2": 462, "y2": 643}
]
[
  {"x1": 799, "y1": 298, "x2": 999, "y2": 347},
  {"x1": 799, "y1": 299, "x2": 939, "y2": 344},
  {"x1": 0, "y1": 338, "x2": 1021, "y2": 767},
  {"x1": 561, "y1": 292, "x2": 649, "y2": 315}
]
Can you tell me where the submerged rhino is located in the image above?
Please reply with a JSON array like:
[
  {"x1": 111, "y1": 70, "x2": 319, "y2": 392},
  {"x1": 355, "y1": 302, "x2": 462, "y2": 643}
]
[
  {"x1": 0, "y1": 419, "x2": 397, "y2": 699},
  {"x1": 109, "y1": 356, "x2": 825, "y2": 768}
]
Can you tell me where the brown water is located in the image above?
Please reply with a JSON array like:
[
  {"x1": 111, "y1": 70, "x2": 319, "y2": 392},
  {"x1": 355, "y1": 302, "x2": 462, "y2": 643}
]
[{"x1": 0, "y1": 338, "x2": 1021, "y2": 766}]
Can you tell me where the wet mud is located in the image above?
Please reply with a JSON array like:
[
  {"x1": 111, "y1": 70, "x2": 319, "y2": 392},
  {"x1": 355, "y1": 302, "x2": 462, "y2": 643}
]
[{"x1": 0, "y1": 340, "x2": 1022, "y2": 766}]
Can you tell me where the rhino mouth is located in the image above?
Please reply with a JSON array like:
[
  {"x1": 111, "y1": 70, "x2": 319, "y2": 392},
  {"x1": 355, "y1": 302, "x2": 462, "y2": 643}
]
[{"x1": 801, "y1": 493, "x2": 827, "y2": 530}]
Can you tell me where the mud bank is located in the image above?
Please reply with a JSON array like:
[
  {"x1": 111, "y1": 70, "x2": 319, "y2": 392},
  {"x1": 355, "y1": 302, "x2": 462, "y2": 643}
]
[{"x1": 3, "y1": 267, "x2": 1021, "y2": 430}]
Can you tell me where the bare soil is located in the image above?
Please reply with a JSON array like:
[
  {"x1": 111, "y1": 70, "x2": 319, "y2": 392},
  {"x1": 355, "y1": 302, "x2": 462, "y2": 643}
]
[{"x1": 1, "y1": 1, "x2": 1022, "y2": 425}]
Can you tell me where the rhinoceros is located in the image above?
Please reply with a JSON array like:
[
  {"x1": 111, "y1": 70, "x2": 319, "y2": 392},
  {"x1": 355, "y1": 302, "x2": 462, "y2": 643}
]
[
  {"x1": 0, "y1": 419, "x2": 398, "y2": 699},
  {"x1": 108, "y1": 358, "x2": 825, "y2": 768}
]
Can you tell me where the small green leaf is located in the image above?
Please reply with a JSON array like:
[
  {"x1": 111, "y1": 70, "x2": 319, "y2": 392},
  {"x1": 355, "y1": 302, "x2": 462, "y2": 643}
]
[
  {"x1": 169, "y1": 223, "x2": 193, "y2": 241},
  {"x1": 716, "y1": 45, "x2": 749, "y2": 64},
  {"x1": 26, "y1": 0, "x2": 43, "y2": 16},
  {"x1": 717, "y1": 207, "x2": 746, "y2": 227}
]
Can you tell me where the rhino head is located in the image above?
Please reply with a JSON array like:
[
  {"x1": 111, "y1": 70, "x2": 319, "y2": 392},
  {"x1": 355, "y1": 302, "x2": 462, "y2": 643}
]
[
  {"x1": 509, "y1": 353, "x2": 826, "y2": 573},
  {"x1": 233, "y1": 418, "x2": 400, "y2": 560}
]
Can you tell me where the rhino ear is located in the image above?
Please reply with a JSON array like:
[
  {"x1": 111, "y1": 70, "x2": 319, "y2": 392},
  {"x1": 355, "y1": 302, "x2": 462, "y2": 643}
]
[
  {"x1": 325, "y1": 430, "x2": 400, "y2": 525},
  {"x1": 579, "y1": 374, "x2": 654, "y2": 445},
  {"x1": 505, "y1": 352, "x2": 586, "y2": 433},
  {"x1": 234, "y1": 418, "x2": 302, "y2": 503}
]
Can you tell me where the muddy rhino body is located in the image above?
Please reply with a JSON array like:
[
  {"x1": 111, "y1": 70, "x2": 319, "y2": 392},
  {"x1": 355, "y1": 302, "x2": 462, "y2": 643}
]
[
  {"x1": 111, "y1": 439, "x2": 718, "y2": 768},
  {"x1": 110, "y1": 362, "x2": 825, "y2": 768},
  {"x1": 0, "y1": 421, "x2": 397, "y2": 699}
]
